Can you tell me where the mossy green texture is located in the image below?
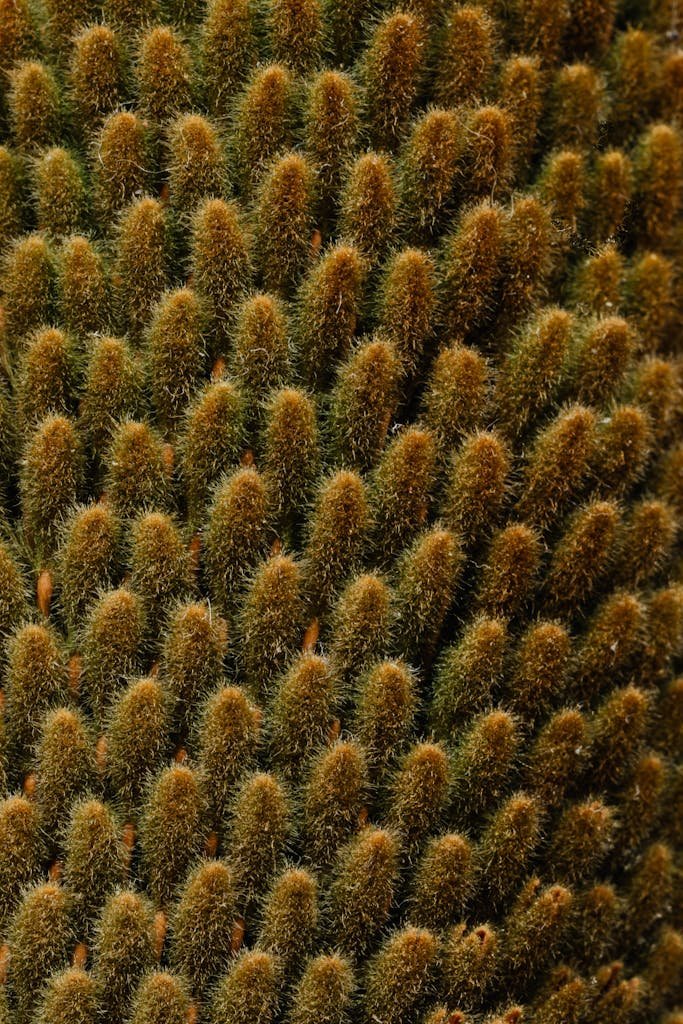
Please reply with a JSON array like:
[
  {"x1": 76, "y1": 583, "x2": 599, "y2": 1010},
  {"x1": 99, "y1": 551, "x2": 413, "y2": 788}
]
[{"x1": 0, "y1": 0, "x2": 680, "y2": 1020}]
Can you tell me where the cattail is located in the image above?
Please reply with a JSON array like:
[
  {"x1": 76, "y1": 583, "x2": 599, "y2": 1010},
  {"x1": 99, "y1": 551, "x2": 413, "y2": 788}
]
[
  {"x1": 431, "y1": 617, "x2": 508, "y2": 738},
  {"x1": 139, "y1": 763, "x2": 207, "y2": 906},
  {"x1": 105, "y1": 677, "x2": 171, "y2": 813},
  {"x1": 326, "y1": 826, "x2": 400, "y2": 957},
  {"x1": 56, "y1": 504, "x2": 122, "y2": 634},
  {"x1": 169, "y1": 859, "x2": 237, "y2": 994},
  {"x1": 337, "y1": 152, "x2": 397, "y2": 262},
  {"x1": 257, "y1": 867, "x2": 318, "y2": 977},
  {"x1": 377, "y1": 249, "x2": 436, "y2": 378},
  {"x1": 359, "y1": 12, "x2": 424, "y2": 152}
]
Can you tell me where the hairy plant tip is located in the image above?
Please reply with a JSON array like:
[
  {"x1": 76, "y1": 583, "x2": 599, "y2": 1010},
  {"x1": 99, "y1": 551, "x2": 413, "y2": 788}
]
[
  {"x1": 431, "y1": 615, "x2": 508, "y2": 738},
  {"x1": 0, "y1": 0, "x2": 37, "y2": 72},
  {"x1": 0, "y1": 794, "x2": 44, "y2": 935},
  {"x1": 523, "y1": 708, "x2": 587, "y2": 810},
  {"x1": 460, "y1": 106, "x2": 513, "y2": 202},
  {"x1": 238, "y1": 552, "x2": 304, "y2": 698},
  {"x1": 34, "y1": 706, "x2": 97, "y2": 841},
  {"x1": 450, "y1": 710, "x2": 518, "y2": 824},
  {"x1": 33, "y1": 148, "x2": 86, "y2": 239},
  {"x1": 166, "y1": 113, "x2": 225, "y2": 218},
  {"x1": 162, "y1": 599, "x2": 226, "y2": 730},
  {"x1": 410, "y1": 832, "x2": 474, "y2": 929},
  {"x1": 377, "y1": 248, "x2": 435, "y2": 381},
  {"x1": 507, "y1": 621, "x2": 570, "y2": 721},
  {"x1": 34, "y1": 966, "x2": 98, "y2": 1024},
  {"x1": 92, "y1": 111, "x2": 150, "y2": 230},
  {"x1": 261, "y1": 386, "x2": 319, "y2": 533},
  {"x1": 196, "y1": 684, "x2": 260, "y2": 827},
  {"x1": 573, "y1": 592, "x2": 644, "y2": 701},
  {"x1": 7, "y1": 881, "x2": 72, "y2": 1024},
  {"x1": 8, "y1": 61, "x2": 61, "y2": 151},
  {"x1": 370, "y1": 426, "x2": 437, "y2": 561},
  {"x1": 476, "y1": 523, "x2": 541, "y2": 619},
  {"x1": 550, "y1": 63, "x2": 604, "y2": 150},
  {"x1": 179, "y1": 377, "x2": 245, "y2": 523},
  {"x1": 587, "y1": 148, "x2": 633, "y2": 242},
  {"x1": 5, "y1": 622, "x2": 68, "y2": 768},
  {"x1": 209, "y1": 949, "x2": 281, "y2": 1024},
  {"x1": 130, "y1": 511, "x2": 194, "y2": 632},
  {"x1": 1, "y1": 232, "x2": 55, "y2": 345},
  {"x1": 231, "y1": 292, "x2": 289, "y2": 398},
  {"x1": 440, "y1": 431, "x2": 509, "y2": 548},
  {"x1": 327, "y1": 826, "x2": 400, "y2": 957},
  {"x1": 146, "y1": 287, "x2": 207, "y2": 430},
  {"x1": 300, "y1": 739, "x2": 367, "y2": 870},
  {"x1": 385, "y1": 741, "x2": 450, "y2": 857},
  {"x1": 287, "y1": 953, "x2": 354, "y2": 1024},
  {"x1": 255, "y1": 151, "x2": 314, "y2": 295},
  {"x1": 269, "y1": 651, "x2": 336, "y2": 777},
  {"x1": 93, "y1": 889, "x2": 156, "y2": 1020},
  {"x1": 570, "y1": 242, "x2": 623, "y2": 316},
  {"x1": 169, "y1": 859, "x2": 237, "y2": 995},
  {"x1": 501, "y1": 880, "x2": 573, "y2": 990},
  {"x1": 128, "y1": 971, "x2": 190, "y2": 1024},
  {"x1": 269, "y1": 0, "x2": 323, "y2": 73},
  {"x1": 304, "y1": 70, "x2": 358, "y2": 219},
  {"x1": 633, "y1": 122, "x2": 683, "y2": 247},
  {"x1": 200, "y1": 0, "x2": 255, "y2": 119},
  {"x1": 400, "y1": 109, "x2": 461, "y2": 239},
  {"x1": 543, "y1": 499, "x2": 619, "y2": 616},
  {"x1": 105, "y1": 676, "x2": 171, "y2": 814},
  {"x1": 136, "y1": 26, "x2": 192, "y2": 127},
  {"x1": 442, "y1": 922, "x2": 498, "y2": 1012},
  {"x1": 69, "y1": 25, "x2": 125, "y2": 137},
  {"x1": 301, "y1": 469, "x2": 368, "y2": 613},
  {"x1": 440, "y1": 200, "x2": 503, "y2": 339},
  {"x1": 257, "y1": 866, "x2": 319, "y2": 977},
  {"x1": 56, "y1": 503, "x2": 122, "y2": 636},
  {"x1": 190, "y1": 197, "x2": 251, "y2": 348},
  {"x1": 328, "y1": 336, "x2": 399, "y2": 472},
  {"x1": 328, "y1": 573, "x2": 393, "y2": 685},
  {"x1": 476, "y1": 792, "x2": 541, "y2": 912},
  {"x1": 14, "y1": 326, "x2": 76, "y2": 433},
  {"x1": 499, "y1": 56, "x2": 542, "y2": 177},
  {"x1": 139, "y1": 763, "x2": 207, "y2": 907},
  {"x1": 104, "y1": 421, "x2": 172, "y2": 518},
  {"x1": 227, "y1": 771, "x2": 290, "y2": 906},
  {"x1": 363, "y1": 926, "x2": 438, "y2": 1024},
  {"x1": 114, "y1": 196, "x2": 169, "y2": 338},
  {"x1": 394, "y1": 526, "x2": 462, "y2": 664},
  {"x1": 338, "y1": 152, "x2": 397, "y2": 262},
  {"x1": 80, "y1": 586, "x2": 145, "y2": 726},
  {"x1": 62, "y1": 798, "x2": 127, "y2": 935}
]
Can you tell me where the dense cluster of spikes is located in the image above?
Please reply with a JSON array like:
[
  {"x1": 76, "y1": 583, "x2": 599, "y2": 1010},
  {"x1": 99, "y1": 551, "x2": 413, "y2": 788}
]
[{"x1": 0, "y1": 0, "x2": 681, "y2": 1020}]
